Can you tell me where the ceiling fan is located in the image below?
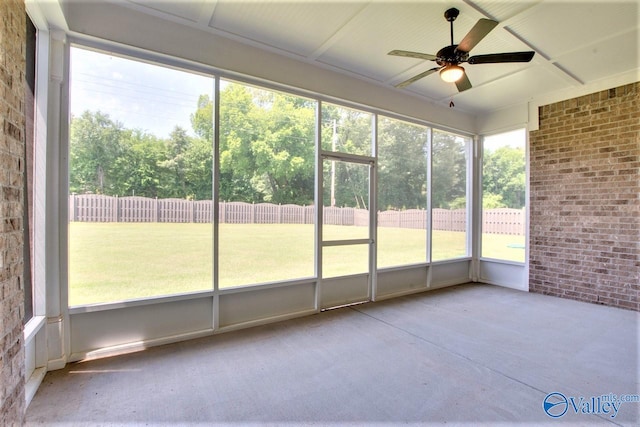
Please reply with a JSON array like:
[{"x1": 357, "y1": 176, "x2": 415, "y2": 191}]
[{"x1": 389, "y1": 8, "x2": 535, "y2": 92}]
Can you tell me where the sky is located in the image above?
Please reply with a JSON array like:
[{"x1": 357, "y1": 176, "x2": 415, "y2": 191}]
[
  {"x1": 484, "y1": 128, "x2": 526, "y2": 150},
  {"x1": 70, "y1": 47, "x2": 214, "y2": 138}
]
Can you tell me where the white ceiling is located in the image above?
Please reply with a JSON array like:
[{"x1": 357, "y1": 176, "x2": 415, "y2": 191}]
[{"x1": 37, "y1": 0, "x2": 640, "y2": 115}]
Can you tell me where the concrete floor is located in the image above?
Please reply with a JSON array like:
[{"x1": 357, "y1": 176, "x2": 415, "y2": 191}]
[{"x1": 26, "y1": 284, "x2": 639, "y2": 426}]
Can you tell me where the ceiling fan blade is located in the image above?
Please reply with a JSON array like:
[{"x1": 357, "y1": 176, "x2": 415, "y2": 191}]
[
  {"x1": 468, "y1": 51, "x2": 535, "y2": 64},
  {"x1": 455, "y1": 18, "x2": 498, "y2": 53},
  {"x1": 395, "y1": 67, "x2": 440, "y2": 88},
  {"x1": 455, "y1": 71, "x2": 472, "y2": 92},
  {"x1": 388, "y1": 50, "x2": 438, "y2": 61}
]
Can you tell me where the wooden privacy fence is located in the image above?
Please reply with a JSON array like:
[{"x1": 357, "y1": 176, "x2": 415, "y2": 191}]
[
  {"x1": 69, "y1": 194, "x2": 525, "y2": 235},
  {"x1": 482, "y1": 208, "x2": 527, "y2": 235}
]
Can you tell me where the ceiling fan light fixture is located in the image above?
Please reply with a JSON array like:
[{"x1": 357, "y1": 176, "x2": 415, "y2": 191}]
[{"x1": 440, "y1": 64, "x2": 464, "y2": 83}]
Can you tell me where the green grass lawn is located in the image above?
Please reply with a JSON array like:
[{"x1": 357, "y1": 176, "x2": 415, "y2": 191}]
[{"x1": 68, "y1": 222, "x2": 524, "y2": 306}]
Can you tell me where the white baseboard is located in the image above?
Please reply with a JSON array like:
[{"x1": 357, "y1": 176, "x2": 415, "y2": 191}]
[
  {"x1": 69, "y1": 328, "x2": 215, "y2": 363},
  {"x1": 25, "y1": 367, "x2": 47, "y2": 407}
]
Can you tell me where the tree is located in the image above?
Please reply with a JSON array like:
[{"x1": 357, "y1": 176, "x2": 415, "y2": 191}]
[
  {"x1": 70, "y1": 111, "x2": 170, "y2": 197},
  {"x1": 112, "y1": 129, "x2": 168, "y2": 198},
  {"x1": 218, "y1": 83, "x2": 262, "y2": 202},
  {"x1": 183, "y1": 136, "x2": 213, "y2": 200},
  {"x1": 190, "y1": 94, "x2": 214, "y2": 143},
  {"x1": 69, "y1": 111, "x2": 125, "y2": 195},
  {"x1": 188, "y1": 88, "x2": 257, "y2": 201},
  {"x1": 191, "y1": 83, "x2": 317, "y2": 204},
  {"x1": 378, "y1": 118, "x2": 429, "y2": 210},
  {"x1": 431, "y1": 131, "x2": 467, "y2": 209},
  {"x1": 483, "y1": 146, "x2": 525, "y2": 209},
  {"x1": 159, "y1": 126, "x2": 191, "y2": 198},
  {"x1": 482, "y1": 193, "x2": 507, "y2": 209},
  {"x1": 251, "y1": 92, "x2": 315, "y2": 204},
  {"x1": 71, "y1": 89, "x2": 516, "y2": 211}
]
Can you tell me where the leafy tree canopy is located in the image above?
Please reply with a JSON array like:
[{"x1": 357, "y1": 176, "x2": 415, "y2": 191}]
[{"x1": 69, "y1": 86, "x2": 524, "y2": 210}]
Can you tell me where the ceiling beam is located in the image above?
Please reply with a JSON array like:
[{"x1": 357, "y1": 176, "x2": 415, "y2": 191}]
[
  {"x1": 197, "y1": 0, "x2": 218, "y2": 27},
  {"x1": 307, "y1": 2, "x2": 371, "y2": 61}
]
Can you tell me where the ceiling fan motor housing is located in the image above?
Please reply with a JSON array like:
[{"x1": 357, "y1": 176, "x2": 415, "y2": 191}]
[{"x1": 436, "y1": 45, "x2": 468, "y2": 66}]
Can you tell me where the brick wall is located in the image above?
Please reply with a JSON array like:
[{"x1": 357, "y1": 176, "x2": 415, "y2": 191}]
[
  {"x1": 1, "y1": 0, "x2": 27, "y2": 423},
  {"x1": 529, "y1": 82, "x2": 640, "y2": 311}
]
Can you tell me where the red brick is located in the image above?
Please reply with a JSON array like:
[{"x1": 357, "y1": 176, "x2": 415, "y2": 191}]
[
  {"x1": 529, "y1": 82, "x2": 640, "y2": 312},
  {"x1": 0, "y1": 0, "x2": 26, "y2": 423}
]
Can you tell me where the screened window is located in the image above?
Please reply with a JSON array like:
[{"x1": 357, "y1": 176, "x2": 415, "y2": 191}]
[
  {"x1": 68, "y1": 47, "x2": 214, "y2": 305},
  {"x1": 377, "y1": 117, "x2": 429, "y2": 268},
  {"x1": 67, "y1": 45, "x2": 487, "y2": 303},
  {"x1": 431, "y1": 130, "x2": 470, "y2": 261},
  {"x1": 24, "y1": 13, "x2": 36, "y2": 322},
  {"x1": 218, "y1": 81, "x2": 316, "y2": 287},
  {"x1": 481, "y1": 129, "x2": 526, "y2": 262}
]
